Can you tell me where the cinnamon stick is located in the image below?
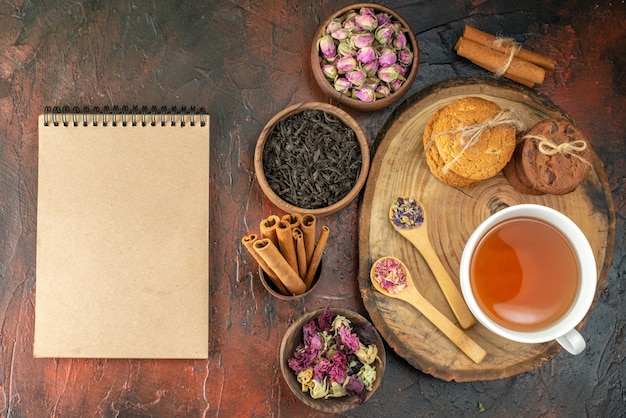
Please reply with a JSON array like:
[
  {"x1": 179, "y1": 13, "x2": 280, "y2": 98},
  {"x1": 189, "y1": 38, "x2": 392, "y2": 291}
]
[
  {"x1": 241, "y1": 234, "x2": 289, "y2": 295},
  {"x1": 260, "y1": 215, "x2": 280, "y2": 248},
  {"x1": 293, "y1": 228, "x2": 307, "y2": 279},
  {"x1": 281, "y1": 213, "x2": 302, "y2": 230},
  {"x1": 455, "y1": 36, "x2": 545, "y2": 87},
  {"x1": 300, "y1": 214, "x2": 317, "y2": 266},
  {"x1": 462, "y1": 25, "x2": 556, "y2": 71},
  {"x1": 276, "y1": 219, "x2": 299, "y2": 274},
  {"x1": 304, "y1": 225, "x2": 329, "y2": 289},
  {"x1": 253, "y1": 238, "x2": 306, "y2": 295}
]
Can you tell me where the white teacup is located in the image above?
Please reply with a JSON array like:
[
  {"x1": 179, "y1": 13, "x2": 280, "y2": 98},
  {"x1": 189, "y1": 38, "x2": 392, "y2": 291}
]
[{"x1": 459, "y1": 204, "x2": 597, "y2": 355}]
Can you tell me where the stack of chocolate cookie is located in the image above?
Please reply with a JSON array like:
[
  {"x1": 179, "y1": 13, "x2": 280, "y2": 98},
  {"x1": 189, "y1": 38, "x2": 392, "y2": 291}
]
[
  {"x1": 423, "y1": 97, "x2": 521, "y2": 187},
  {"x1": 503, "y1": 118, "x2": 592, "y2": 195}
]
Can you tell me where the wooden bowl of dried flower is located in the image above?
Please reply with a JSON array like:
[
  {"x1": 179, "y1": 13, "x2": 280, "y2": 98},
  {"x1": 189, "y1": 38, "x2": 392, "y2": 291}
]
[
  {"x1": 280, "y1": 307, "x2": 386, "y2": 412},
  {"x1": 254, "y1": 102, "x2": 370, "y2": 217},
  {"x1": 310, "y1": 3, "x2": 419, "y2": 111}
]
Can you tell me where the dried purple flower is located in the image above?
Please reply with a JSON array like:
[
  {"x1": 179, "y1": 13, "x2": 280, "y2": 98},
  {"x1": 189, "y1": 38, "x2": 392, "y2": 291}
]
[
  {"x1": 328, "y1": 351, "x2": 348, "y2": 383},
  {"x1": 317, "y1": 307, "x2": 334, "y2": 332},
  {"x1": 303, "y1": 318, "x2": 319, "y2": 339},
  {"x1": 390, "y1": 196, "x2": 424, "y2": 229},
  {"x1": 313, "y1": 358, "x2": 331, "y2": 382},
  {"x1": 339, "y1": 325, "x2": 361, "y2": 352},
  {"x1": 353, "y1": 324, "x2": 377, "y2": 345},
  {"x1": 288, "y1": 341, "x2": 321, "y2": 372},
  {"x1": 344, "y1": 374, "x2": 367, "y2": 404}
]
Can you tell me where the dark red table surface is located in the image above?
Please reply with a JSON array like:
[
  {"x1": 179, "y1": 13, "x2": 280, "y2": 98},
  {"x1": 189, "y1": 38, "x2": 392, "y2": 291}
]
[{"x1": 0, "y1": 1, "x2": 624, "y2": 417}]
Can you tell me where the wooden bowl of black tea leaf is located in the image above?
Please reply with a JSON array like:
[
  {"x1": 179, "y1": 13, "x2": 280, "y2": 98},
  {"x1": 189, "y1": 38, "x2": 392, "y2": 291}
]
[{"x1": 254, "y1": 102, "x2": 370, "y2": 217}]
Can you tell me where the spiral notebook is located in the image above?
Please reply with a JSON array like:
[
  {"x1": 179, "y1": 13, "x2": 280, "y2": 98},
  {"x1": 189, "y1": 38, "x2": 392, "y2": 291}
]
[{"x1": 34, "y1": 106, "x2": 210, "y2": 359}]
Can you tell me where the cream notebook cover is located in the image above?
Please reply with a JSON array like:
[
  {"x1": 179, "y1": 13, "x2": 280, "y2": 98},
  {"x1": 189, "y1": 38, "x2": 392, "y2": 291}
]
[{"x1": 34, "y1": 107, "x2": 209, "y2": 358}]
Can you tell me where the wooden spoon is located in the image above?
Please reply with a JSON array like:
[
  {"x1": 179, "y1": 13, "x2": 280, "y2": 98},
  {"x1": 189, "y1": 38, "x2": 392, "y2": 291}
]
[
  {"x1": 370, "y1": 256, "x2": 486, "y2": 364},
  {"x1": 389, "y1": 196, "x2": 475, "y2": 329}
]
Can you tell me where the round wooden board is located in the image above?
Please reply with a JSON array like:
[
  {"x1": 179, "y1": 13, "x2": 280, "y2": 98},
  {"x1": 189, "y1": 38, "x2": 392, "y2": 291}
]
[{"x1": 358, "y1": 78, "x2": 616, "y2": 382}]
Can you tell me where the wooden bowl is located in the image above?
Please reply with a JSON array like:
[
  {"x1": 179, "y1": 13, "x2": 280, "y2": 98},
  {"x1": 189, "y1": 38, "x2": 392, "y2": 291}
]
[
  {"x1": 280, "y1": 308, "x2": 386, "y2": 412},
  {"x1": 258, "y1": 261, "x2": 322, "y2": 301},
  {"x1": 310, "y1": 3, "x2": 419, "y2": 111},
  {"x1": 254, "y1": 102, "x2": 370, "y2": 217}
]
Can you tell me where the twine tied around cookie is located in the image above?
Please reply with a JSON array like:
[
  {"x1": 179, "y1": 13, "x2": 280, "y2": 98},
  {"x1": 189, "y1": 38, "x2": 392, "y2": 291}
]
[
  {"x1": 492, "y1": 37, "x2": 521, "y2": 77},
  {"x1": 428, "y1": 109, "x2": 527, "y2": 174},
  {"x1": 523, "y1": 134, "x2": 591, "y2": 166}
]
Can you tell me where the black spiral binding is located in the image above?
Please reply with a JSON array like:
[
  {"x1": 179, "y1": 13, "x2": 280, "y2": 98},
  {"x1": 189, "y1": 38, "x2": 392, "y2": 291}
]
[{"x1": 43, "y1": 105, "x2": 207, "y2": 127}]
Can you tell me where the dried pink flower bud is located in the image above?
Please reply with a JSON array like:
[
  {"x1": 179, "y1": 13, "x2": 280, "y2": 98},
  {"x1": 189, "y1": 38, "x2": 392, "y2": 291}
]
[
  {"x1": 393, "y1": 63, "x2": 407, "y2": 77},
  {"x1": 337, "y1": 40, "x2": 355, "y2": 57},
  {"x1": 378, "y1": 66, "x2": 400, "y2": 83},
  {"x1": 391, "y1": 78, "x2": 404, "y2": 91},
  {"x1": 398, "y1": 47, "x2": 413, "y2": 66},
  {"x1": 330, "y1": 28, "x2": 349, "y2": 41},
  {"x1": 343, "y1": 14, "x2": 357, "y2": 31},
  {"x1": 353, "y1": 32, "x2": 374, "y2": 48},
  {"x1": 359, "y1": 7, "x2": 376, "y2": 17},
  {"x1": 354, "y1": 86, "x2": 375, "y2": 102},
  {"x1": 375, "y1": 23, "x2": 394, "y2": 44},
  {"x1": 356, "y1": 46, "x2": 377, "y2": 64},
  {"x1": 345, "y1": 69, "x2": 366, "y2": 87},
  {"x1": 392, "y1": 30, "x2": 407, "y2": 49},
  {"x1": 362, "y1": 60, "x2": 379, "y2": 77},
  {"x1": 336, "y1": 56, "x2": 358, "y2": 73},
  {"x1": 376, "y1": 12, "x2": 392, "y2": 26},
  {"x1": 322, "y1": 64, "x2": 338, "y2": 79},
  {"x1": 326, "y1": 18, "x2": 343, "y2": 35},
  {"x1": 333, "y1": 77, "x2": 351, "y2": 93},
  {"x1": 378, "y1": 48, "x2": 397, "y2": 67},
  {"x1": 354, "y1": 12, "x2": 378, "y2": 31},
  {"x1": 318, "y1": 35, "x2": 337, "y2": 59},
  {"x1": 375, "y1": 85, "x2": 391, "y2": 98}
]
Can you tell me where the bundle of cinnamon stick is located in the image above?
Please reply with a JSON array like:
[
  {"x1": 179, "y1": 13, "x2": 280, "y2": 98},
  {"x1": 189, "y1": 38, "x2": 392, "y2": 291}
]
[
  {"x1": 455, "y1": 25, "x2": 556, "y2": 88},
  {"x1": 242, "y1": 213, "x2": 329, "y2": 296}
]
